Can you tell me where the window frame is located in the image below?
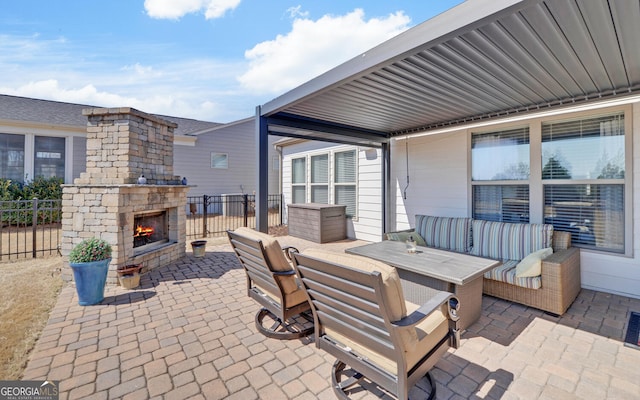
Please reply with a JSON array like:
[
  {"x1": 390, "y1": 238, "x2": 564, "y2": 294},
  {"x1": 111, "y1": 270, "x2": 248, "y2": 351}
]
[
  {"x1": 34, "y1": 135, "x2": 65, "y2": 179},
  {"x1": 291, "y1": 156, "x2": 307, "y2": 204},
  {"x1": 210, "y1": 152, "x2": 228, "y2": 169},
  {"x1": 471, "y1": 125, "x2": 531, "y2": 223},
  {"x1": 289, "y1": 148, "x2": 359, "y2": 219},
  {"x1": 310, "y1": 154, "x2": 329, "y2": 204},
  {"x1": 469, "y1": 105, "x2": 632, "y2": 256},
  {"x1": 0, "y1": 133, "x2": 26, "y2": 182},
  {"x1": 334, "y1": 149, "x2": 358, "y2": 218}
]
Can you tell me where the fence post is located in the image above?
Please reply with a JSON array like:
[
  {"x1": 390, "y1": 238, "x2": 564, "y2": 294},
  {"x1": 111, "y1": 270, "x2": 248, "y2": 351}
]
[
  {"x1": 32, "y1": 198, "x2": 38, "y2": 258},
  {"x1": 203, "y1": 195, "x2": 208, "y2": 238},
  {"x1": 243, "y1": 194, "x2": 249, "y2": 227},
  {"x1": 280, "y1": 194, "x2": 284, "y2": 226}
]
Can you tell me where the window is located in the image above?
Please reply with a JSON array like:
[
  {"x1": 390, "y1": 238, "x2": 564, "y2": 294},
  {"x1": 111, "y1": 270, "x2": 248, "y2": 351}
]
[
  {"x1": 334, "y1": 150, "x2": 357, "y2": 217},
  {"x1": 291, "y1": 157, "x2": 306, "y2": 203},
  {"x1": 542, "y1": 113, "x2": 625, "y2": 252},
  {"x1": 289, "y1": 149, "x2": 358, "y2": 217},
  {"x1": 472, "y1": 127, "x2": 530, "y2": 222},
  {"x1": 473, "y1": 185, "x2": 529, "y2": 223},
  {"x1": 210, "y1": 153, "x2": 228, "y2": 169},
  {"x1": 34, "y1": 136, "x2": 65, "y2": 178},
  {"x1": 471, "y1": 127, "x2": 529, "y2": 181},
  {"x1": 0, "y1": 133, "x2": 25, "y2": 181},
  {"x1": 471, "y1": 111, "x2": 628, "y2": 254},
  {"x1": 310, "y1": 154, "x2": 328, "y2": 203}
]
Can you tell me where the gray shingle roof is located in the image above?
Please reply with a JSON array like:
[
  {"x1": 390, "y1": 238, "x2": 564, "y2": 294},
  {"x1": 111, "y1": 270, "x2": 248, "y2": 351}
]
[{"x1": 0, "y1": 94, "x2": 221, "y2": 136}]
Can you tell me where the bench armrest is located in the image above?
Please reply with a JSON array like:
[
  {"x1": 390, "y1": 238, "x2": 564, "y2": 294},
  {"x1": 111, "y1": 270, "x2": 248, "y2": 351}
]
[
  {"x1": 394, "y1": 292, "x2": 460, "y2": 327},
  {"x1": 281, "y1": 246, "x2": 299, "y2": 262}
]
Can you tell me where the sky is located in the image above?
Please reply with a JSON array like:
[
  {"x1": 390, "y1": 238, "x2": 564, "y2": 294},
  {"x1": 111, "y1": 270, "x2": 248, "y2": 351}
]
[{"x1": 1, "y1": 0, "x2": 464, "y2": 123}]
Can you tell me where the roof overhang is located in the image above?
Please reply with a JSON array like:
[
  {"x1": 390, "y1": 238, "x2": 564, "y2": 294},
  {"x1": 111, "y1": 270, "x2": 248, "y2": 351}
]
[{"x1": 259, "y1": 0, "x2": 640, "y2": 139}]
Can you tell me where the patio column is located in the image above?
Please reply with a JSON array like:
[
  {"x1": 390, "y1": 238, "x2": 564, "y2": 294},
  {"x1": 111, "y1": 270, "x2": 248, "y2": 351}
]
[{"x1": 255, "y1": 106, "x2": 269, "y2": 233}]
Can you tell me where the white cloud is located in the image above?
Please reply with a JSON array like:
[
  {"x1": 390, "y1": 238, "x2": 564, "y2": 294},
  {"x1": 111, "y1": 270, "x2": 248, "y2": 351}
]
[
  {"x1": 237, "y1": 9, "x2": 411, "y2": 95},
  {"x1": 286, "y1": 5, "x2": 309, "y2": 19},
  {"x1": 144, "y1": 0, "x2": 240, "y2": 20}
]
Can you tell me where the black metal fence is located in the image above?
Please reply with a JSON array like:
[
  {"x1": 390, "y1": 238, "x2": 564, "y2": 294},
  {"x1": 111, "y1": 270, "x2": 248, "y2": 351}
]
[
  {"x1": 0, "y1": 198, "x2": 62, "y2": 260},
  {"x1": 186, "y1": 194, "x2": 283, "y2": 238},
  {"x1": 0, "y1": 194, "x2": 285, "y2": 259}
]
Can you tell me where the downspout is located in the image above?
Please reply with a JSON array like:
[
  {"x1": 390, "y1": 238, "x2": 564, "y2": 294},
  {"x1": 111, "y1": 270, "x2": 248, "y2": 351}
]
[
  {"x1": 382, "y1": 141, "x2": 391, "y2": 237},
  {"x1": 274, "y1": 144, "x2": 284, "y2": 225}
]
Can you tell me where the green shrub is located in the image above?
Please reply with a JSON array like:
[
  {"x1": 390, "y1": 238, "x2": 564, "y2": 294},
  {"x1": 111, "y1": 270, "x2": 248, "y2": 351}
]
[
  {"x1": 69, "y1": 238, "x2": 112, "y2": 263},
  {"x1": 0, "y1": 177, "x2": 63, "y2": 225},
  {"x1": 0, "y1": 176, "x2": 63, "y2": 201},
  {"x1": 25, "y1": 176, "x2": 64, "y2": 200}
]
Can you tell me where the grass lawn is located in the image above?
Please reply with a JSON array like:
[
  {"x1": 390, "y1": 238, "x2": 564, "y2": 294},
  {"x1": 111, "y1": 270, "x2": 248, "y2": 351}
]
[{"x1": 0, "y1": 256, "x2": 63, "y2": 379}]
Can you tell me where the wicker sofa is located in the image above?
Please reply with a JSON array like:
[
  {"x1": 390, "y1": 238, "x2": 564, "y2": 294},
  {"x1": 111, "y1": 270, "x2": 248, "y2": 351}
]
[{"x1": 387, "y1": 215, "x2": 581, "y2": 315}]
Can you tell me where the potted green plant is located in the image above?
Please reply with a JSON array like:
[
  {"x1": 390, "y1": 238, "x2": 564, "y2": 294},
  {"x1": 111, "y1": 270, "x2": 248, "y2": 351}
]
[{"x1": 68, "y1": 237, "x2": 112, "y2": 306}]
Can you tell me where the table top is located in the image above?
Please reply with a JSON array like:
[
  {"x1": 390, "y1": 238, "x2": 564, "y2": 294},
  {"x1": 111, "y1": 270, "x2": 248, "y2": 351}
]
[{"x1": 346, "y1": 240, "x2": 500, "y2": 285}]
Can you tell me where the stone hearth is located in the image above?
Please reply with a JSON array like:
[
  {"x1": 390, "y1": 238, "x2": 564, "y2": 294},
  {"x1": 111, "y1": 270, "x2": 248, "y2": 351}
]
[{"x1": 61, "y1": 107, "x2": 189, "y2": 285}]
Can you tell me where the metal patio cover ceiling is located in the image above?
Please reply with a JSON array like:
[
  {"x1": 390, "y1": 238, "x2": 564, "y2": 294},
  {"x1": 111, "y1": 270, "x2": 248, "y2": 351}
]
[{"x1": 260, "y1": 0, "x2": 640, "y2": 142}]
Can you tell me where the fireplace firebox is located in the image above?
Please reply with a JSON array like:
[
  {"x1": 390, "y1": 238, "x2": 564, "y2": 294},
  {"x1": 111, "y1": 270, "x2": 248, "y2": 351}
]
[{"x1": 133, "y1": 211, "x2": 169, "y2": 249}]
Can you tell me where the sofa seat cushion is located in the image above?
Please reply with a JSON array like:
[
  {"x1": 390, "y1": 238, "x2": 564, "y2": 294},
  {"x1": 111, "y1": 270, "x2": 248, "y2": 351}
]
[
  {"x1": 484, "y1": 260, "x2": 542, "y2": 289},
  {"x1": 470, "y1": 220, "x2": 553, "y2": 261},
  {"x1": 415, "y1": 215, "x2": 472, "y2": 253},
  {"x1": 233, "y1": 227, "x2": 298, "y2": 294}
]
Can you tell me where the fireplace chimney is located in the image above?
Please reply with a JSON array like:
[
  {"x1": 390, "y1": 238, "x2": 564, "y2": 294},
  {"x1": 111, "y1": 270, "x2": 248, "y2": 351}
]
[{"x1": 61, "y1": 108, "x2": 190, "y2": 285}]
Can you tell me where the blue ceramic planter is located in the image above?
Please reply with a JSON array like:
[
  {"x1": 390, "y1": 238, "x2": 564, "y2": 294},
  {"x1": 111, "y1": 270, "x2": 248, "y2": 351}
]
[{"x1": 69, "y1": 258, "x2": 111, "y2": 306}]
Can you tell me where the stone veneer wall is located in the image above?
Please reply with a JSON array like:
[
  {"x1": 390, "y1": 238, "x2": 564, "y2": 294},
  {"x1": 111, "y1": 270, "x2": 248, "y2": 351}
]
[
  {"x1": 75, "y1": 107, "x2": 181, "y2": 185},
  {"x1": 61, "y1": 107, "x2": 189, "y2": 285},
  {"x1": 61, "y1": 185, "x2": 189, "y2": 284}
]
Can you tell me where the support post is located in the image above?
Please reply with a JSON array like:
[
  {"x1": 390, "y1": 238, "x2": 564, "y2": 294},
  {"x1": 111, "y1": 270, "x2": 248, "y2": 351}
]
[{"x1": 255, "y1": 106, "x2": 269, "y2": 233}]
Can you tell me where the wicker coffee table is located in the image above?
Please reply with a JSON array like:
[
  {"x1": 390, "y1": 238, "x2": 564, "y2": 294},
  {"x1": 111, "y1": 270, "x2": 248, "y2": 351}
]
[{"x1": 346, "y1": 241, "x2": 500, "y2": 330}]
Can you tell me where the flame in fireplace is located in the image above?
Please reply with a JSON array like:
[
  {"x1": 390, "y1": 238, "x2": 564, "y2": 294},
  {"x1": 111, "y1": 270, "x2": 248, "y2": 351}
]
[{"x1": 134, "y1": 225, "x2": 154, "y2": 237}]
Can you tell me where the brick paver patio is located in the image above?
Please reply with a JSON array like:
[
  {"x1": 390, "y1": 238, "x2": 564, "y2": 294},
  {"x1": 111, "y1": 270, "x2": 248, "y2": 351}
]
[{"x1": 23, "y1": 237, "x2": 640, "y2": 399}]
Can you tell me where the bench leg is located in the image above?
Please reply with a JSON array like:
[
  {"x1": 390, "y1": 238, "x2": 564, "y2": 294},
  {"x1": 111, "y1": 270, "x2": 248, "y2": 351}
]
[
  {"x1": 330, "y1": 360, "x2": 436, "y2": 400},
  {"x1": 255, "y1": 308, "x2": 313, "y2": 340}
]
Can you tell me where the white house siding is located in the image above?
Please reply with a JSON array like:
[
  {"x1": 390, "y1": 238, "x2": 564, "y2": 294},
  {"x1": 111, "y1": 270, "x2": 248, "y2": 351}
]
[
  {"x1": 389, "y1": 101, "x2": 640, "y2": 299},
  {"x1": 173, "y1": 119, "x2": 279, "y2": 197},
  {"x1": 391, "y1": 130, "x2": 469, "y2": 231},
  {"x1": 281, "y1": 142, "x2": 382, "y2": 242}
]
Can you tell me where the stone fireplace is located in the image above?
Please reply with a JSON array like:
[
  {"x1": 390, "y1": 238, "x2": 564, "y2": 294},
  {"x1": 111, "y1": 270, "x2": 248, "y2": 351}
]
[
  {"x1": 133, "y1": 210, "x2": 169, "y2": 250},
  {"x1": 61, "y1": 107, "x2": 190, "y2": 285}
]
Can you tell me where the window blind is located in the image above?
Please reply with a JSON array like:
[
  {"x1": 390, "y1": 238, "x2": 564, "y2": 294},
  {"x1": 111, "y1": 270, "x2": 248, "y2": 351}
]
[
  {"x1": 34, "y1": 136, "x2": 65, "y2": 179},
  {"x1": 544, "y1": 184, "x2": 624, "y2": 252},
  {"x1": 471, "y1": 127, "x2": 530, "y2": 181},
  {"x1": 334, "y1": 150, "x2": 357, "y2": 217},
  {"x1": 0, "y1": 133, "x2": 25, "y2": 182},
  {"x1": 542, "y1": 113, "x2": 624, "y2": 180},
  {"x1": 473, "y1": 185, "x2": 529, "y2": 223},
  {"x1": 292, "y1": 158, "x2": 306, "y2": 184}
]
